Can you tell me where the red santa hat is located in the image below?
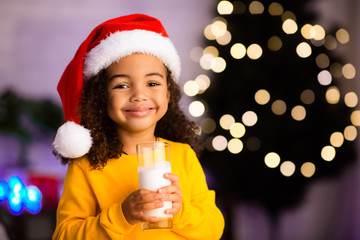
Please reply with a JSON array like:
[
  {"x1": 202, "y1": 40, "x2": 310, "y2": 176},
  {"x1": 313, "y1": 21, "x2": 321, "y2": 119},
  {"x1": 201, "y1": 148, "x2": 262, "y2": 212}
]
[{"x1": 53, "y1": 14, "x2": 181, "y2": 158}]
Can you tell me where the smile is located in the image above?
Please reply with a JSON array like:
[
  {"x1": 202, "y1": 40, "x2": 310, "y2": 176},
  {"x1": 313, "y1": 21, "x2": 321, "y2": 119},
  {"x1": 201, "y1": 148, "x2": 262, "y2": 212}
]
[{"x1": 124, "y1": 107, "x2": 155, "y2": 117}]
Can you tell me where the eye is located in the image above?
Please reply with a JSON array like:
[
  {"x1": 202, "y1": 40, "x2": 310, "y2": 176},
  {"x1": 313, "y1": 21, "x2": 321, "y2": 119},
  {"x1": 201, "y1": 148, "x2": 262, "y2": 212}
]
[
  {"x1": 147, "y1": 82, "x2": 160, "y2": 87},
  {"x1": 113, "y1": 84, "x2": 129, "y2": 89}
]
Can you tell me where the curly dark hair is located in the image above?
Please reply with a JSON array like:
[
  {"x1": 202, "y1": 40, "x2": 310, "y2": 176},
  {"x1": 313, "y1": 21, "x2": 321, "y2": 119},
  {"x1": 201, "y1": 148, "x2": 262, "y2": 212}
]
[{"x1": 56, "y1": 67, "x2": 203, "y2": 169}]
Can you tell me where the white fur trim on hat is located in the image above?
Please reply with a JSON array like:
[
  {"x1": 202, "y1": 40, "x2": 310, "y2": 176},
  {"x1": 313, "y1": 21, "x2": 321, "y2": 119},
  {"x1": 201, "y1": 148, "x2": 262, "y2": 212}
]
[
  {"x1": 83, "y1": 29, "x2": 181, "y2": 81},
  {"x1": 53, "y1": 121, "x2": 92, "y2": 158}
]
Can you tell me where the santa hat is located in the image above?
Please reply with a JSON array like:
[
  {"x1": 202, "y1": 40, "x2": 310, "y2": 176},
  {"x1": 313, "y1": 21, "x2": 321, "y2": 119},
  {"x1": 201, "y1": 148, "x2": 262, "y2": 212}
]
[{"x1": 53, "y1": 14, "x2": 181, "y2": 159}]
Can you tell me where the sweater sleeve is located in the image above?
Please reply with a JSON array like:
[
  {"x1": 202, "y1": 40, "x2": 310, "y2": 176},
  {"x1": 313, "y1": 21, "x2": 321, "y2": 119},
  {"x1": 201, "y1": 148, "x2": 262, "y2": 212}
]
[
  {"x1": 171, "y1": 145, "x2": 225, "y2": 240},
  {"x1": 52, "y1": 159, "x2": 135, "y2": 240}
]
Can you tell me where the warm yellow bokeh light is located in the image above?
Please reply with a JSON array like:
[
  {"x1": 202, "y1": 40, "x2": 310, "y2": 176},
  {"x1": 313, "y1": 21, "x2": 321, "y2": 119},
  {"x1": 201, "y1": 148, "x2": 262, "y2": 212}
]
[
  {"x1": 350, "y1": 110, "x2": 360, "y2": 126},
  {"x1": 255, "y1": 89, "x2": 271, "y2": 105},
  {"x1": 247, "y1": 44, "x2": 263, "y2": 60},
  {"x1": 203, "y1": 46, "x2": 219, "y2": 57},
  {"x1": 220, "y1": 114, "x2": 235, "y2": 130},
  {"x1": 211, "y1": 20, "x2": 227, "y2": 38},
  {"x1": 344, "y1": 125, "x2": 358, "y2": 141},
  {"x1": 317, "y1": 70, "x2": 332, "y2": 86},
  {"x1": 212, "y1": 135, "x2": 228, "y2": 151},
  {"x1": 228, "y1": 138, "x2": 244, "y2": 154},
  {"x1": 242, "y1": 111, "x2": 258, "y2": 127},
  {"x1": 330, "y1": 132, "x2": 344, "y2": 148},
  {"x1": 200, "y1": 118, "x2": 216, "y2": 134},
  {"x1": 342, "y1": 63, "x2": 356, "y2": 79},
  {"x1": 291, "y1": 105, "x2": 306, "y2": 121},
  {"x1": 204, "y1": 24, "x2": 216, "y2": 41},
  {"x1": 216, "y1": 31, "x2": 232, "y2": 45},
  {"x1": 183, "y1": 80, "x2": 199, "y2": 97},
  {"x1": 296, "y1": 42, "x2": 312, "y2": 58},
  {"x1": 188, "y1": 101, "x2": 205, "y2": 117},
  {"x1": 324, "y1": 35, "x2": 338, "y2": 50},
  {"x1": 199, "y1": 54, "x2": 214, "y2": 70},
  {"x1": 195, "y1": 74, "x2": 211, "y2": 94},
  {"x1": 282, "y1": 19, "x2": 298, "y2": 34},
  {"x1": 344, "y1": 92, "x2": 358, "y2": 108},
  {"x1": 326, "y1": 86, "x2": 340, "y2": 104},
  {"x1": 336, "y1": 28, "x2": 350, "y2": 44},
  {"x1": 230, "y1": 43, "x2": 247, "y2": 59},
  {"x1": 301, "y1": 162, "x2": 316, "y2": 178},
  {"x1": 249, "y1": 1, "x2": 264, "y2": 14},
  {"x1": 280, "y1": 161, "x2": 296, "y2": 177},
  {"x1": 230, "y1": 122, "x2": 246, "y2": 138},
  {"x1": 321, "y1": 145, "x2": 336, "y2": 161},
  {"x1": 301, "y1": 24, "x2": 313, "y2": 39},
  {"x1": 315, "y1": 53, "x2": 330, "y2": 69},
  {"x1": 272, "y1": 100, "x2": 287, "y2": 115},
  {"x1": 264, "y1": 152, "x2": 281, "y2": 168},
  {"x1": 211, "y1": 57, "x2": 226, "y2": 73},
  {"x1": 312, "y1": 24, "x2": 326, "y2": 40},
  {"x1": 300, "y1": 89, "x2": 315, "y2": 105},
  {"x1": 267, "y1": 36, "x2": 282, "y2": 51},
  {"x1": 217, "y1": 0, "x2": 234, "y2": 15},
  {"x1": 268, "y1": 2, "x2": 284, "y2": 16}
]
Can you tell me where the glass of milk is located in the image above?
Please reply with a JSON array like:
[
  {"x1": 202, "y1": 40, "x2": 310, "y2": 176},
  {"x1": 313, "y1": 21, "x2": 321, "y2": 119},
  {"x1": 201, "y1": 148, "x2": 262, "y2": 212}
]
[{"x1": 136, "y1": 141, "x2": 172, "y2": 230}]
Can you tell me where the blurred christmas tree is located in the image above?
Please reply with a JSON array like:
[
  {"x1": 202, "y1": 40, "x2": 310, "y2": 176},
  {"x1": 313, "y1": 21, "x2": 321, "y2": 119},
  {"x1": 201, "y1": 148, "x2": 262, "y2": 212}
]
[{"x1": 189, "y1": 0, "x2": 359, "y2": 220}]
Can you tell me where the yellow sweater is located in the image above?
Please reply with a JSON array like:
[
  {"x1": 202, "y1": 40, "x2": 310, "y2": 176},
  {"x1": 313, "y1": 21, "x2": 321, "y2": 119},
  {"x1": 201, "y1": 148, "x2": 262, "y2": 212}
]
[{"x1": 52, "y1": 139, "x2": 224, "y2": 239}]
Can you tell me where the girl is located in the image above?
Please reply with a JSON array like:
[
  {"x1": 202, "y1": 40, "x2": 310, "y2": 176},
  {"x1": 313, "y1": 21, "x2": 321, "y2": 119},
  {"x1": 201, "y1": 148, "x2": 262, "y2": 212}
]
[{"x1": 52, "y1": 14, "x2": 224, "y2": 239}]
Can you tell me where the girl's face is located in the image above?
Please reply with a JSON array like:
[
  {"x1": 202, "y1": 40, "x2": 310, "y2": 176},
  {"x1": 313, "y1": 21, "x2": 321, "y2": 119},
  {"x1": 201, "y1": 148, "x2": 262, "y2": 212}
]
[{"x1": 106, "y1": 53, "x2": 170, "y2": 136}]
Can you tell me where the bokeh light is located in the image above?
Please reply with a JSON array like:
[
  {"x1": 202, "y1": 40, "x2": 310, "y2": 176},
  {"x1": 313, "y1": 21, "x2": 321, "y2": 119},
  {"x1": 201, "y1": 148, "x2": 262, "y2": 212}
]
[
  {"x1": 268, "y1": 2, "x2": 284, "y2": 16},
  {"x1": 264, "y1": 152, "x2": 281, "y2": 168},
  {"x1": 212, "y1": 135, "x2": 228, "y2": 151},
  {"x1": 342, "y1": 63, "x2": 356, "y2": 79},
  {"x1": 336, "y1": 28, "x2": 350, "y2": 44},
  {"x1": 220, "y1": 114, "x2": 235, "y2": 130},
  {"x1": 329, "y1": 63, "x2": 343, "y2": 78},
  {"x1": 324, "y1": 35, "x2": 338, "y2": 50},
  {"x1": 246, "y1": 136, "x2": 261, "y2": 151},
  {"x1": 255, "y1": 89, "x2": 271, "y2": 105},
  {"x1": 249, "y1": 1, "x2": 264, "y2": 14},
  {"x1": 315, "y1": 53, "x2": 330, "y2": 69},
  {"x1": 247, "y1": 43, "x2": 263, "y2": 60},
  {"x1": 321, "y1": 145, "x2": 336, "y2": 161},
  {"x1": 300, "y1": 89, "x2": 315, "y2": 104},
  {"x1": 344, "y1": 125, "x2": 357, "y2": 141},
  {"x1": 230, "y1": 122, "x2": 246, "y2": 138},
  {"x1": 217, "y1": 0, "x2": 234, "y2": 15},
  {"x1": 317, "y1": 70, "x2": 332, "y2": 86},
  {"x1": 211, "y1": 57, "x2": 227, "y2": 73},
  {"x1": 350, "y1": 110, "x2": 360, "y2": 126},
  {"x1": 330, "y1": 132, "x2": 344, "y2": 147},
  {"x1": 280, "y1": 161, "x2": 296, "y2": 177},
  {"x1": 242, "y1": 111, "x2": 258, "y2": 126},
  {"x1": 183, "y1": 80, "x2": 199, "y2": 96},
  {"x1": 282, "y1": 19, "x2": 298, "y2": 34},
  {"x1": 301, "y1": 162, "x2": 316, "y2": 177},
  {"x1": 267, "y1": 36, "x2": 282, "y2": 51},
  {"x1": 296, "y1": 42, "x2": 311, "y2": 58},
  {"x1": 200, "y1": 118, "x2": 216, "y2": 134},
  {"x1": 272, "y1": 100, "x2": 287, "y2": 115},
  {"x1": 188, "y1": 101, "x2": 205, "y2": 117},
  {"x1": 195, "y1": 74, "x2": 211, "y2": 94},
  {"x1": 230, "y1": 43, "x2": 246, "y2": 59},
  {"x1": 344, "y1": 92, "x2": 358, "y2": 107},
  {"x1": 228, "y1": 138, "x2": 244, "y2": 154},
  {"x1": 326, "y1": 86, "x2": 340, "y2": 104},
  {"x1": 291, "y1": 105, "x2": 306, "y2": 121}
]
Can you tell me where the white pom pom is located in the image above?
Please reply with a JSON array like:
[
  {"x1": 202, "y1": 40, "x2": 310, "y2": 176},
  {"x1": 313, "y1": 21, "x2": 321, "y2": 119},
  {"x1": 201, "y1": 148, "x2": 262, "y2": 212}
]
[{"x1": 53, "y1": 121, "x2": 93, "y2": 158}]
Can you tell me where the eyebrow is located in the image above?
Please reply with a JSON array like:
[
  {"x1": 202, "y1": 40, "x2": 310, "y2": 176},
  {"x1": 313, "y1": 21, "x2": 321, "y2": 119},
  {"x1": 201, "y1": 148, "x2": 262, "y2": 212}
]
[{"x1": 108, "y1": 72, "x2": 164, "y2": 82}]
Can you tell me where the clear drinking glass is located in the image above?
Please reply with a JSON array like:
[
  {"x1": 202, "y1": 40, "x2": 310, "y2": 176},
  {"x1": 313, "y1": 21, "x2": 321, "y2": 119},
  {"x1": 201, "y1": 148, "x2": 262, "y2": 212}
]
[{"x1": 136, "y1": 141, "x2": 173, "y2": 230}]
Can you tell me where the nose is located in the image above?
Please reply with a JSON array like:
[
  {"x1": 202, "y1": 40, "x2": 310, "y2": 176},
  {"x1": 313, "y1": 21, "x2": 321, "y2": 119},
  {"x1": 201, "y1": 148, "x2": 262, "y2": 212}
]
[{"x1": 130, "y1": 85, "x2": 148, "y2": 102}]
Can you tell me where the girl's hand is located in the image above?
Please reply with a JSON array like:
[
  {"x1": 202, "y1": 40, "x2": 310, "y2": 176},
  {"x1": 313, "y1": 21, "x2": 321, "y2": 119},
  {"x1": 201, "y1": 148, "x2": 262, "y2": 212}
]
[
  {"x1": 158, "y1": 173, "x2": 182, "y2": 215},
  {"x1": 122, "y1": 189, "x2": 163, "y2": 225}
]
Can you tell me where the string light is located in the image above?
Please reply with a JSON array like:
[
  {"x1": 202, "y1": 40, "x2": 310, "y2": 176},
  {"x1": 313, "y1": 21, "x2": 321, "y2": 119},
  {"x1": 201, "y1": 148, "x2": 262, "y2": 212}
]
[{"x1": 194, "y1": 1, "x2": 359, "y2": 179}]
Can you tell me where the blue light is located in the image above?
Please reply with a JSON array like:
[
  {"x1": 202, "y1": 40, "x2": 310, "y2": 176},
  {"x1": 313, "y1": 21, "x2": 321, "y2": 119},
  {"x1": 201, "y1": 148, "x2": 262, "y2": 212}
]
[{"x1": 0, "y1": 176, "x2": 42, "y2": 215}]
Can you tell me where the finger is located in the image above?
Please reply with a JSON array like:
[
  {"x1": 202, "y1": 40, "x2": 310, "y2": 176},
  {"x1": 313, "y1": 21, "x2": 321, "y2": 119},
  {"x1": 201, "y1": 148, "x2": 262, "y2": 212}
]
[
  {"x1": 133, "y1": 191, "x2": 162, "y2": 204},
  {"x1": 134, "y1": 201, "x2": 164, "y2": 211},
  {"x1": 158, "y1": 184, "x2": 181, "y2": 195},
  {"x1": 164, "y1": 202, "x2": 182, "y2": 215},
  {"x1": 163, "y1": 173, "x2": 179, "y2": 185},
  {"x1": 159, "y1": 193, "x2": 182, "y2": 203}
]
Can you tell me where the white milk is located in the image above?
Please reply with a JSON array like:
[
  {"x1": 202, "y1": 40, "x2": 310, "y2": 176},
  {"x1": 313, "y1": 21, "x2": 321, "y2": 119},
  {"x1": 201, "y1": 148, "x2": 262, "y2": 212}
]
[{"x1": 138, "y1": 161, "x2": 172, "y2": 218}]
